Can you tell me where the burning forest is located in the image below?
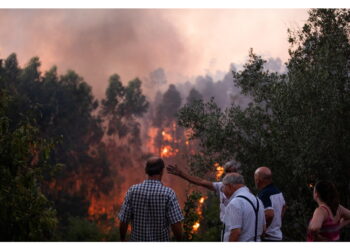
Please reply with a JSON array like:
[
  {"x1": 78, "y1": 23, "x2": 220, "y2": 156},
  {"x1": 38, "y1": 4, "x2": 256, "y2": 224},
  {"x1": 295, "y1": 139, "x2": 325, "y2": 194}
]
[
  {"x1": 3, "y1": 8, "x2": 350, "y2": 242},
  {"x1": 0, "y1": 47, "x2": 285, "y2": 241}
]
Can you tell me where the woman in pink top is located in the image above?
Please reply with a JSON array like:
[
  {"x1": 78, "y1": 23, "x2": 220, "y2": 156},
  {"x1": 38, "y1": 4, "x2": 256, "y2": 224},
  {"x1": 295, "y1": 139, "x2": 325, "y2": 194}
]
[{"x1": 307, "y1": 181, "x2": 350, "y2": 241}]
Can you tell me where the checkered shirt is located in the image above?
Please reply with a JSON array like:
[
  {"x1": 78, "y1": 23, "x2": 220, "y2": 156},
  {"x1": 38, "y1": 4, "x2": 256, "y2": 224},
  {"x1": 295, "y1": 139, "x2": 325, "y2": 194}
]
[{"x1": 118, "y1": 179, "x2": 184, "y2": 241}]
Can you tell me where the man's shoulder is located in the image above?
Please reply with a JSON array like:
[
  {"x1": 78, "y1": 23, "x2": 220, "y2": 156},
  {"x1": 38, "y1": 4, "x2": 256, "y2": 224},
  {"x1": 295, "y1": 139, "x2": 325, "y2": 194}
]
[
  {"x1": 129, "y1": 183, "x2": 143, "y2": 190},
  {"x1": 235, "y1": 193, "x2": 256, "y2": 203},
  {"x1": 232, "y1": 189, "x2": 260, "y2": 207},
  {"x1": 143, "y1": 181, "x2": 176, "y2": 195},
  {"x1": 161, "y1": 185, "x2": 176, "y2": 196},
  {"x1": 259, "y1": 184, "x2": 282, "y2": 198}
]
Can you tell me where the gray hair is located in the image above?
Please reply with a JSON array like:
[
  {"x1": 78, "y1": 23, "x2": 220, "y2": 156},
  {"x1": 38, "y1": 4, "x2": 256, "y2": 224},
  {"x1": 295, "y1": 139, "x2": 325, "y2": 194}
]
[
  {"x1": 222, "y1": 174, "x2": 245, "y2": 185},
  {"x1": 224, "y1": 159, "x2": 242, "y2": 173}
]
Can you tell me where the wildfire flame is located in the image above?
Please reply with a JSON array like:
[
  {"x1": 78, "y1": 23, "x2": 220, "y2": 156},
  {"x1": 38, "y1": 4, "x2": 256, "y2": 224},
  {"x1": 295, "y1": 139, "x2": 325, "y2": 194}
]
[
  {"x1": 160, "y1": 145, "x2": 179, "y2": 158},
  {"x1": 192, "y1": 222, "x2": 200, "y2": 231},
  {"x1": 214, "y1": 163, "x2": 224, "y2": 180},
  {"x1": 162, "y1": 131, "x2": 173, "y2": 141},
  {"x1": 191, "y1": 196, "x2": 207, "y2": 233}
]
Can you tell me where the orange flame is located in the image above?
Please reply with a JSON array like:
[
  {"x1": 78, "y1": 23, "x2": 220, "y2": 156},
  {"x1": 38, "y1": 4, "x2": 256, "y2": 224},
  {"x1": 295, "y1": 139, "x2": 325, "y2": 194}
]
[
  {"x1": 191, "y1": 196, "x2": 207, "y2": 234},
  {"x1": 192, "y1": 222, "x2": 200, "y2": 232},
  {"x1": 160, "y1": 145, "x2": 179, "y2": 158},
  {"x1": 214, "y1": 163, "x2": 224, "y2": 180},
  {"x1": 160, "y1": 145, "x2": 171, "y2": 157},
  {"x1": 162, "y1": 131, "x2": 173, "y2": 141}
]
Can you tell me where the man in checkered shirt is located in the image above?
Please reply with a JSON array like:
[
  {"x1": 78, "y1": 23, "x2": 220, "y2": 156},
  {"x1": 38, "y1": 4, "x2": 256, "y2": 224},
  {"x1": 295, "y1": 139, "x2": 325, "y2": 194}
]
[{"x1": 118, "y1": 157, "x2": 184, "y2": 241}]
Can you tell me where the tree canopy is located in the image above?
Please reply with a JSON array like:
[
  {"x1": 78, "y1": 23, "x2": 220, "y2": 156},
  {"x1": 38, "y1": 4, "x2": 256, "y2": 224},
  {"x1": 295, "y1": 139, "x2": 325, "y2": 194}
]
[{"x1": 177, "y1": 9, "x2": 350, "y2": 240}]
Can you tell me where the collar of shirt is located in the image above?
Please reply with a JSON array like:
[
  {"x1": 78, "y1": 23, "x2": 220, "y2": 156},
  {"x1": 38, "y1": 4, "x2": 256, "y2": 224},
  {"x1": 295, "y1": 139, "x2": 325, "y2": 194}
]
[
  {"x1": 223, "y1": 186, "x2": 250, "y2": 206},
  {"x1": 259, "y1": 183, "x2": 274, "y2": 193},
  {"x1": 143, "y1": 179, "x2": 163, "y2": 185},
  {"x1": 232, "y1": 186, "x2": 250, "y2": 199}
]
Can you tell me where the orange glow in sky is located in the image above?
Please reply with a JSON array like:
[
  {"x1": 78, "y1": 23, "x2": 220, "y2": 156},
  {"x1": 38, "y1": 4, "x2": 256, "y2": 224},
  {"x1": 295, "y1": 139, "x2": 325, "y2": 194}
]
[{"x1": 0, "y1": 9, "x2": 308, "y2": 98}]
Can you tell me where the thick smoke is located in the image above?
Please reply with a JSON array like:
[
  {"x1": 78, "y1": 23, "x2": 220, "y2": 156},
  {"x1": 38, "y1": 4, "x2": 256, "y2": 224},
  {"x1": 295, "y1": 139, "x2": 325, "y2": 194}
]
[
  {"x1": 173, "y1": 63, "x2": 250, "y2": 109},
  {"x1": 0, "y1": 9, "x2": 195, "y2": 99},
  {"x1": 0, "y1": 9, "x2": 308, "y2": 101}
]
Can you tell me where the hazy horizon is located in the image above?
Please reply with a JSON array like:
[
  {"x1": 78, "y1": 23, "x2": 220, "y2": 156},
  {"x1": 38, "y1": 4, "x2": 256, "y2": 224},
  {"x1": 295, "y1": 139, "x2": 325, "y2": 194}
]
[{"x1": 0, "y1": 9, "x2": 309, "y2": 98}]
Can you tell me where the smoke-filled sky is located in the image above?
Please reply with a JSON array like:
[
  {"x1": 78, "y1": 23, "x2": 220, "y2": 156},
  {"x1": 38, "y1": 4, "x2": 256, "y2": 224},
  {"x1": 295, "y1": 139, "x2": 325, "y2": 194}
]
[{"x1": 0, "y1": 9, "x2": 308, "y2": 98}]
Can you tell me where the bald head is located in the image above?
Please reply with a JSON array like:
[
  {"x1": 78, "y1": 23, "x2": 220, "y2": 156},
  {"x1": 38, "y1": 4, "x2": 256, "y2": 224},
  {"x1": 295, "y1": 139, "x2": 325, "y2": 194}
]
[
  {"x1": 145, "y1": 157, "x2": 164, "y2": 176},
  {"x1": 254, "y1": 166, "x2": 272, "y2": 189}
]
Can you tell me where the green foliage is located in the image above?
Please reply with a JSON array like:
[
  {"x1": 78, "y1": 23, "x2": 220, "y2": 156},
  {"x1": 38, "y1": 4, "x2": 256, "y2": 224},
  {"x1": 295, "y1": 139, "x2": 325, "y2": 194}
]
[
  {"x1": 182, "y1": 191, "x2": 221, "y2": 242},
  {"x1": 193, "y1": 192, "x2": 221, "y2": 241},
  {"x1": 0, "y1": 92, "x2": 58, "y2": 241},
  {"x1": 103, "y1": 227, "x2": 121, "y2": 241},
  {"x1": 63, "y1": 217, "x2": 103, "y2": 241},
  {"x1": 101, "y1": 75, "x2": 149, "y2": 141},
  {"x1": 177, "y1": 9, "x2": 350, "y2": 241},
  {"x1": 0, "y1": 57, "x2": 125, "y2": 240},
  {"x1": 182, "y1": 191, "x2": 203, "y2": 241},
  {"x1": 58, "y1": 216, "x2": 120, "y2": 241}
]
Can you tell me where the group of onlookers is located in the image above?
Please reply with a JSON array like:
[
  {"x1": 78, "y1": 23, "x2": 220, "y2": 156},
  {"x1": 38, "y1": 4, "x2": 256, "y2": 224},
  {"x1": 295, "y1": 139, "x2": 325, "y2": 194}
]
[{"x1": 118, "y1": 157, "x2": 350, "y2": 242}]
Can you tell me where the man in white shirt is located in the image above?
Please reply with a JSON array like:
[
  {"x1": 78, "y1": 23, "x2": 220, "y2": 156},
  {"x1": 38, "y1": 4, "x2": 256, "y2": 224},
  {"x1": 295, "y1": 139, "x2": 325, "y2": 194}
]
[
  {"x1": 221, "y1": 173, "x2": 266, "y2": 242},
  {"x1": 167, "y1": 160, "x2": 241, "y2": 223}
]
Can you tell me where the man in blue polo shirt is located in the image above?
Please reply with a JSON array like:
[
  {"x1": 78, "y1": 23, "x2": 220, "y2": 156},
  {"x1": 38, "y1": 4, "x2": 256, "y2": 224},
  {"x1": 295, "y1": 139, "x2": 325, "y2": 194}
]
[{"x1": 254, "y1": 166, "x2": 287, "y2": 241}]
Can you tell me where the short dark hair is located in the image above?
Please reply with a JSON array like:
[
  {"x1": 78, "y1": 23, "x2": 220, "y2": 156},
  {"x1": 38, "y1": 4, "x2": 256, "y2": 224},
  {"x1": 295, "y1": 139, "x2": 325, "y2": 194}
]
[{"x1": 145, "y1": 157, "x2": 165, "y2": 176}]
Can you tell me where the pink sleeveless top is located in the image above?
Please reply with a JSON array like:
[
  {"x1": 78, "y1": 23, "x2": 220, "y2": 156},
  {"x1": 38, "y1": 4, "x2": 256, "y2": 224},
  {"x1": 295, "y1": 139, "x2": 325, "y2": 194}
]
[{"x1": 307, "y1": 205, "x2": 340, "y2": 241}]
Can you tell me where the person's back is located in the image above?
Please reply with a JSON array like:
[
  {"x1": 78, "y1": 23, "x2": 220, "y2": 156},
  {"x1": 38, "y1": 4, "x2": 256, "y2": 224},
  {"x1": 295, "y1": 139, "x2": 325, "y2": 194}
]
[
  {"x1": 307, "y1": 181, "x2": 350, "y2": 242},
  {"x1": 258, "y1": 183, "x2": 285, "y2": 240},
  {"x1": 118, "y1": 157, "x2": 183, "y2": 242},
  {"x1": 307, "y1": 204, "x2": 340, "y2": 241},
  {"x1": 255, "y1": 166, "x2": 286, "y2": 241},
  {"x1": 124, "y1": 180, "x2": 180, "y2": 241}
]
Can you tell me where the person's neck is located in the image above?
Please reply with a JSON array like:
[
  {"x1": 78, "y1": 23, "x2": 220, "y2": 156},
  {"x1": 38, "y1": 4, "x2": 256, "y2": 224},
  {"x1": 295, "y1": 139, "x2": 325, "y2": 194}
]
[
  {"x1": 148, "y1": 175, "x2": 162, "y2": 181},
  {"x1": 316, "y1": 199, "x2": 327, "y2": 207},
  {"x1": 259, "y1": 181, "x2": 272, "y2": 190},
  {"x1": 231, "y1": 184, "x2": 245, "y2": 197}
]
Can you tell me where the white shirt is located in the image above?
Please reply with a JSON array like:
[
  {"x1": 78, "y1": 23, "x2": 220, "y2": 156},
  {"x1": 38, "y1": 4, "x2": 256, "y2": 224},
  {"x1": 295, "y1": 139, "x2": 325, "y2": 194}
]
[
  {"x1": 257, "y1": 184, "x2": 286, "y2": 240},
  {"x1": 223, "y1": 186, "x2": 266, "y2": 242}
]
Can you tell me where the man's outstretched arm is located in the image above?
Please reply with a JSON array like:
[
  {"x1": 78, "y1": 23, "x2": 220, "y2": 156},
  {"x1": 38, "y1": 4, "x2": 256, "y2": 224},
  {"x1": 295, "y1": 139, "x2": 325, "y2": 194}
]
[{"x1": 167, "y1": 164, "x2": 215, "y2": 191}]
